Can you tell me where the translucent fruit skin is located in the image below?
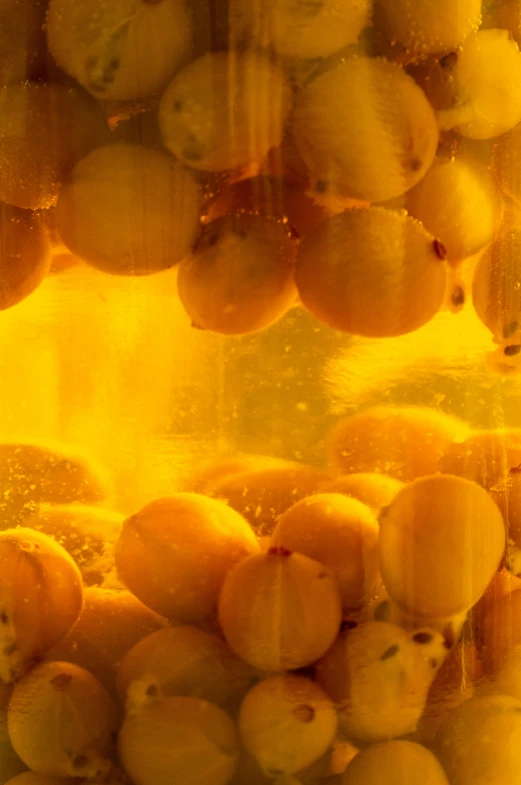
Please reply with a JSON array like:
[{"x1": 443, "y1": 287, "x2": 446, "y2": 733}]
[
  {"x1": 404, "y1": 157, "x2": 502, "y2": 263},
  {"x1": 23, "y1": 505, "x2": 124, "y2": 587},
  {"x1": 0, "y1": 205, "x2": 50, "y2": 312},
  {"x1": 326, "y1": 406, "x2": 467, "y2": 482},
  {"x1": 379, "y1": 474, "x2": 506, "y2": 619},
  {"x1": 320, "y1": 473, "x2": 404, "y2": 512},
  {"x1": 342, "y1": 740, "x2": 450, "y2": 785},
  {"x1": 379, "y1": 0, "x2": 481, "y2": 57},
  {"x1": 208, "y1": 463, "x2": 333, "y2": 537},
  {"x1": 438, "y1": 429, "x2": 521, "y2": 491},
  {"x1": 293, "y1": 57, "x2": 439, "y2": 203},
  {"x1": 177, "y1": 214, "x2": 298, "y2": 335},
  {"x1": 117, "y1": 625, "x2": 256, "y2": 711},
  {"x1": 0, "y1": 684, "x2": 26, "y2": 785},
  {"x1": 439, "y1": 29, "x2": 521, "y2": 139},
  {"x1": 118, "y1": 695, "x2": 240, "y2": 785},
  {"x1": 315, "y1": 621, "x2": 446, "y2": 744},
  {"x1": 8, "y1": 661, "x2": 117, "y2": 778},
  {"x1": 472, "y1": 230, "x2": 521, "y2": 345},
  {"x1": 0, "y1": 528, "x2": 84, "y2": 682},
  {"x1": 218, "y1": 549, "x2": 342, "y2": 672},
  {"x1": 435, "y1": 694, "x2": 521, "y2": 785},
  {"x1": 0, "y1": 84, "x2": 109, "y2": 210},
  {"x1": 238, "y1": 674, "x2": 338, "y2": 776},
  {"x1": 272, "y1": 493, "x2": 380, "y2": 611},
  {"x1": 295, "y1": 208, "x2": 447, "y2": 338},
  {"x1": 45, "y1": 587, "x2": 168, "y2": 699},
  {"x1": 46, "y1": 0, "x2": 193, "y2": 102},
  {"x1": 56, "y1": 143, "x2": 202, "y2": 276},
  {"x1": 159, "y1": 51, "x2": 292, "y2": 172},
  {"x1": 229, "y1": 0, "x2": 371, "y2": 60},
  {"x1": 115, "y1": 493, "x2": 259, "y2": 623},
  {"x1": 0, "y1": 443, "x2": 107, "y2": 526}
]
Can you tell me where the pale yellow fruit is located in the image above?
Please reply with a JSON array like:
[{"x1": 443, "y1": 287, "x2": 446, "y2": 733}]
[
  {"x1": 177, "y1": 214, "x2": 297, "y2": 335},
  {"x1": 315, "y1": 621, "x2": 446, "y2": 744},
  {"x1": 118, "y1": 693, "x2": 239, "y2": 785},
  {"x1": 295, "y1": 208, "x2": 447, "y2": 337},
  {"x1": 115, "y1": 493, "x2": 259, "y2": 623},
  {"x1": 55, "y1": 143, "x2": 202, "y2": 276},
  {"x1": 320, "y1": 473, "x2": 404, "y2": 512},
  {"x1": 159, "y1": 51, "x2": 292, "y2": 172},
  {"x1": 435, "y1": 694, "x2": 521, "y2": 785},
  {"x1": 327, "y1": 406, "x2": 468, "y2": 482},
  {"x1": 238, "y1": 675, "x2": 337, "y2": 776},
  {"x1": 492, "y1": 121, "x2": 521, "y2": 206},
  {"x1": 23, "y1": 505, "x2": 123, "y2": 587},
  {"x1": 378, "y1": 0, "x2": 481, "y2": 57},
  {"x1": 480, "y1": 589, "x2": 521, "y2": 673},
  {"x1": 218, "y1": 548, "x2": 342, "y2": 672},
  {"x1": 230, "y1": 747, "x2": 332, "y2": 785},
  {"x1": 0, "y1": 84, "x2": 109, "y2": 210},
  {"x1": 293, "y1": 57, "x2": 438, "y2": 203},
  {"x1": 47, "y1": 0, "x2": 193, "y2": 102},
  {"x1": 0, "y1": 528, "x2": 83, "y2": 682},
  {"x1": 405, "y1": 157, "x2": 502, "y2": 262},
  {"x1": 0, "y1": 442, "x2": 107, "y2": 526},
  {"x1": 272, "y1": 493, "x2": 379, "y2": 611},
  {"x1": 229, "y1": 0, "x2": 370, "y2": 59},
  {"x1": 342, "y1": 740, "x2": 450, "y2": 785},
  {"x1": 209, "y1": 463, "x2": 332, "y2": 536},
  {"x1": 117, "y1": 625, "x2": 256, "y2": 711},
  {"x1": 45, "y1": 587, "x2": 168, "y2": 699},
  {"x1": 8, "y1": 661, "x2": 117, "y2": 778},
  {"x1": 438, "y1": 429, "x2": 521, "y2": 490},
  {"x1": 379, "y1": 475, "x2": 505, "y2": 618},
  {"x1": 437, "y1": 29, "x2": 521, "y2": 139},
  {"x1": 0, "y1": 204, "x2": 50, "y2": 312}
]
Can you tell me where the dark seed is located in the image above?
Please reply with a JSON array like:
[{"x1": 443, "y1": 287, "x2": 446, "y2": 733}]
[
  {"x1": 511, "y1": 464, "x2": 521, "y2": 474},
  {"x1": 504, "y1": 345, "x2": 521, "y2": 357},
  {"x1": 433, "y1": 239, "x2": 448, "y2": 259},
  {"x1": 440, "y1": 52, "x2": 458, "y2": 68},
  {"x1": 315, "y1": 180, "x2": 328, "y2": 193},
  {"x1": 412, "y1": 631, "x2": 434, "y2": 644},
  {"x1": 410, "y1": 157, "x2": 423, "y2": 172},
  {"x1": 146, "y1": 683, "x2": 158, "y2": 697},
  {"x1": 0, "y1": 612, "x2": 8, "y2": 624},
  {"x1": 268, "y1": 546, "x2": 292, "y2": 557},
  {"x1": 451, "y1": 285, "x2": 465, "y2": 307},
  {"x1": 173, "y1": 101, "x2": 183, "y2": 112},
  {"x1": 340, "y1": 619, "x2": 358, "y2": 632},
  {"x1": 3, "y1": 643, "x2": 16, "y2": 655},
  {"x1": 73, "y1": 755, "x2": 88, "y2": 769},
  {"x1": 380, "y1": 644, "x2": 400, "y2": 660},
  {"x1": 430, "y1": 658, "x2": 438, "y2": 669}
]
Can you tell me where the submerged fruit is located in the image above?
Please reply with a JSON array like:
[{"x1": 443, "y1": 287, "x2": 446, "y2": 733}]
[
  {"x1": 115, "y1": 494, "x2": 259, "y2": 623},
  {"x1": 8, "y1": 661, "x2": 117, "y2": 778},
  {"x1": 238, "y1": 675, "x2": 337, "y2": 777},
  {"x1": 218, "y1": 548, "x2": 342, "y2": 671}
]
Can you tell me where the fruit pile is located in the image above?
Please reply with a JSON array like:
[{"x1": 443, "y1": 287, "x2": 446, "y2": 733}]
[
  {"x1": 1, "y1": 406, "x2": 521, "y2": 785},
  {"x1": 3, "y1": 0, "x2": 521, "y2": 783},
  {"x1": 0, "y1": 0, "x2": 520, "y2": 361}
]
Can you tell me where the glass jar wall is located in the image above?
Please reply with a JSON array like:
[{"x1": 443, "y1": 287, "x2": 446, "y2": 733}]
[{"x1": 0, "y1": 1, "x2": 521, "y2": 785}]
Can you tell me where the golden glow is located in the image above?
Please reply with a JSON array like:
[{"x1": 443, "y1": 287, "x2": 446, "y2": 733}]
[{"x1": 0, "y1": 264, "x2": 225, "y2": 512}]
